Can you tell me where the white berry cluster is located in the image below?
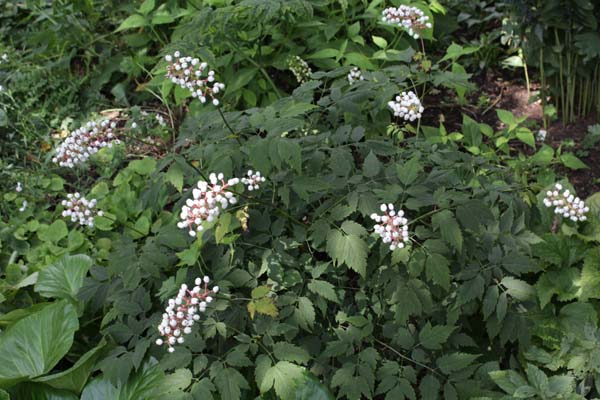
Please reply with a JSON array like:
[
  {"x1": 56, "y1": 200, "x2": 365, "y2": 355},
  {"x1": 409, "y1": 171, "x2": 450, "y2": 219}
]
[
  {"x1": 241, "y1": 170, "x2": 266, "y2": 191},
  {"x1": 52, "y1": 119, "x2": 122, "y2": 168},
  {"x1": 289, "y1": 56, "x2": 312, "y2": 84},
  {"x1": 156, "y1": 113, "x2": 167, "y2": 127},
  {"x1": 543, "y1": 183, "x2": 589, "y2": 222},
  {"x1": 177, "y1": 173, "x2": 240, "y2": 237},
  {"x1": 347, "y1": 67, "x2": 364, "y2": 85},
  {"x1": 156, "y1": 276, "x2": 219, "y2": 353},
  {"x1": 15, "y1": 182, "x2": 22, "y2": 193},
  {"x1": 164, "y1": 52, "x2": 225, "y2": 106},
  {"x1": 61, "y1": 193, "x2": 103, "y2": 227},
  {"x1": 388, "y1": 91, "x2": 424, "y2": 122},
  {"x1": 371, "y1": 203, "x2": 409, "y2": 251},
  {"x1": 382, "y1": 6, "x2": 432, "y2": 39},
  {"x1": 19, "y1": 200, "x2": 27, "y2": 212}
]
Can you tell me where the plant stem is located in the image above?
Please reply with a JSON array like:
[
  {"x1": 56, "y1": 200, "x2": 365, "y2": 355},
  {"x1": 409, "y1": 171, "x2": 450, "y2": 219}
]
[{"x1": 217, "y1": 107, "x2": 243, "y2": 145}]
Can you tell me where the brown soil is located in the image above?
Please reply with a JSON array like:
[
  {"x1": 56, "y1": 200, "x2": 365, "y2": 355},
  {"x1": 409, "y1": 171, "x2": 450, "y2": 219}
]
[{"x1": 424, "y1": 70, "x2": 600, "y2": 198}]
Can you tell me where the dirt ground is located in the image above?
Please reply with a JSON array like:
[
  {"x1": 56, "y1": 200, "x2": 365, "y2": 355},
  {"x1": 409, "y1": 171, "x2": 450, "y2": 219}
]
[{"x1": 424, "y1": 70, "x2": 600, "y2": 197}]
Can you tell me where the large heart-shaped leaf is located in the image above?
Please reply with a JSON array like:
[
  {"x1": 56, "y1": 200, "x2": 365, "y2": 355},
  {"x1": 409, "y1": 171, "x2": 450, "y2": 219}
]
[
  {"x1": 34, "y1": 254, "x2": 93, "y2": 300},
  {"x1": 0, "y1": 301, "x2": 79, "y2": 388}
]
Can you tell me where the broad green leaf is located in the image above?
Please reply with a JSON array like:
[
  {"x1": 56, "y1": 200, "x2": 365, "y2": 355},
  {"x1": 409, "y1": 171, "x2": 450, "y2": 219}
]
[
  {"x1": 139, "y1": 0, "x2": 155, "y2": 15},
  {"x1": 33, "y1": 339, "x2": 106, "y2": 393},
  {"x1": 80, "y1": 358, "x2": 167, "y2": 400},
  {"x1": 560, "y1": 153, "x2": 588, "y2": 170},
  {"x1": 38, "y1": 220, "x2": 68, "y2": 243},
  {"x1": 116, "y1": 14, "x2": 148, "y2": 32},
  {"x1": 34, "y1": 254, "x2": 93, "y2": 300},
  {"x1": 0, "y1": 301, "x2": 79, "y2": 387},
  {"x1": 440, "y1": 43, "x2": 479, "y2": 62},
  {"x1": 516, "y1": 127, "x2": 535, "y2": 148},
  {"x1": 129, "y1": 157, "x2": 157, "y2": 175},
  {"x1": 12, "y1": 383, "x2": 78, "y2": 399}
]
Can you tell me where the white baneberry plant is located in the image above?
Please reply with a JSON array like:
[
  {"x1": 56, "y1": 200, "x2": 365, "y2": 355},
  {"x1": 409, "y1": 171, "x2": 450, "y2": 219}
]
[
  {"x1": 347, "y1": 67, "x2": 364, "y2": 85},
  {"x1": 371, "y1": 203, "x2": 409, "y2": 251},
  {"x1": 381, "y1": 5, "x2": 432, "y2": 39},
  {"x1": 61, "y1": 193, "x2": 103, "y2": 227},
  {"x1": 288, "y1": 56, "x2": 312, "y2": 84},
  {"x1": 164, "y1": 52, "x2": 225, "y2": 106},
  {"x1": 177, "y1": 173, "x2": 240, "y2": 237},
  {"x1": 156, "y1": 276, "x2": 219, "y2": 353},
  {"x1": 52, "y1": 119, "x2": 122, "y2": 168},
  {"x1": 543, "y1": 183, "x2": 589, "y2": 222},
  {"x1": 388, "y1": 91, "x2": 424, "y2": 122},
  {"x1": 241, "y1": 170, "x2": 266, "y2": 191}
]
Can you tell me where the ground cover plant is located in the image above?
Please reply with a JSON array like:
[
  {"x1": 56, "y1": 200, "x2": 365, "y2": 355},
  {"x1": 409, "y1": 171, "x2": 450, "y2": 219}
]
[{"x1": 1, "y1": 0, "x2": 600, "y2": 399}]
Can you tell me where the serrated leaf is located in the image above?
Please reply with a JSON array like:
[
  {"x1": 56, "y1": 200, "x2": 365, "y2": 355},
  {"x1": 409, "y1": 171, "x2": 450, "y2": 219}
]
[
  {"x1": 580, "y1": 248, "x2": 600, "y2": 301},
  {"x1": 247, "y1": 297, "x2": 279, "y2": 319},
  {"x1": 419, "y1": 374, "x2": 440, "y2": 400},
  {"x1": 436, "y1": 353, "x2": 480, "y2": 374},
  {"x1": 363, "y1": 151, "x2": 381, "y2": 178},
  {"x1": 418, "y1": 323, "x2": 455, "y2": 350},
  {"x1": 432, "y1": 210, "x2": 463, "y2": 253},
  {"x1": 294, "y1": 297, "x2": 315, "y2": 330},
  {"x1": 272, "y1": 342, "x2": 310, "y2": 364},
  {"x1": 165, "y1": 163, "x2": 184, "y2": 192},
  {"x1": 326, "y1": 230, "x2": 367, "y2": 277},
  {"x1": 482, "y1": 286, "x2": 499, "y2": 320},
  {"x1": 501, "y1": 277, "x2": 535, "y2": 301},
  {"x1": 214, "y1": 368, "x2": 248, "y2": 400},
  {"x1": 307, "y1": 280, "x2": 338, "y2": 303},
  {"x1": 260, "y1": 361, "x2": 305, "y2": 400},
  {"x1": 425, "y1": 253, "x2": 451, "y2": 291}
]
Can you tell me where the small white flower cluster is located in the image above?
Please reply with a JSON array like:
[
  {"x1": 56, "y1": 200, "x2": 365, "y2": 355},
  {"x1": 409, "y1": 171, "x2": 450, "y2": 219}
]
[
  {"x1": 156, "y1": 113, "x2": 167, "y2": 127},
  {"x1": 0, "y1": 53, "x2": 7, "y2": 63},
  {"x1": 61, "y1": 193, "x2": 103, "y2": 227},
  {"x1": 15, "y1": 182, "x2": 22, "y2": 193},
  {"x1": 388, "y1": 91, "x2": 424, "y2": 122},
  {"x1": 347, "y1": 67, "x2": 364, "y2": 85},
  {"x1": 177, "y1": 173, "x2": 240, "y2": 237},
  {"x1": 241, "y1": 170, "x2": 266, "y2": 191},
  {"x1": 371, "y1": 203, "x2": 409, "y2": 251},
  {"x1": 289, "y1": 56, "x2": 312, "y2": 84},
  {"x1": 52, "y1": 119, "x2": 121, "y2": 168},
  {"x1": 164, "y1": 52, "x2": 225, "y2": 106},
  {"x1": 543, "y1": 183, "x2": 589, "y2": 222},
  {"x1": 156, "y1": 276, "x2": 219, "y2": 352},
  {"x1": 382, "y1": 6, "x2": 432, "y2": 39},
  {"x1": 19, "y1": 200, "x2": 27, "y2": 212}
]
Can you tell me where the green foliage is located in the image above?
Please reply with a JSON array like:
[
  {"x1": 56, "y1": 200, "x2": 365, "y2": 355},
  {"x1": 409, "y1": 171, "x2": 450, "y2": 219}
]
[{"x1": 0, "y1": 0, "x2": 599, "y2": 399}]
